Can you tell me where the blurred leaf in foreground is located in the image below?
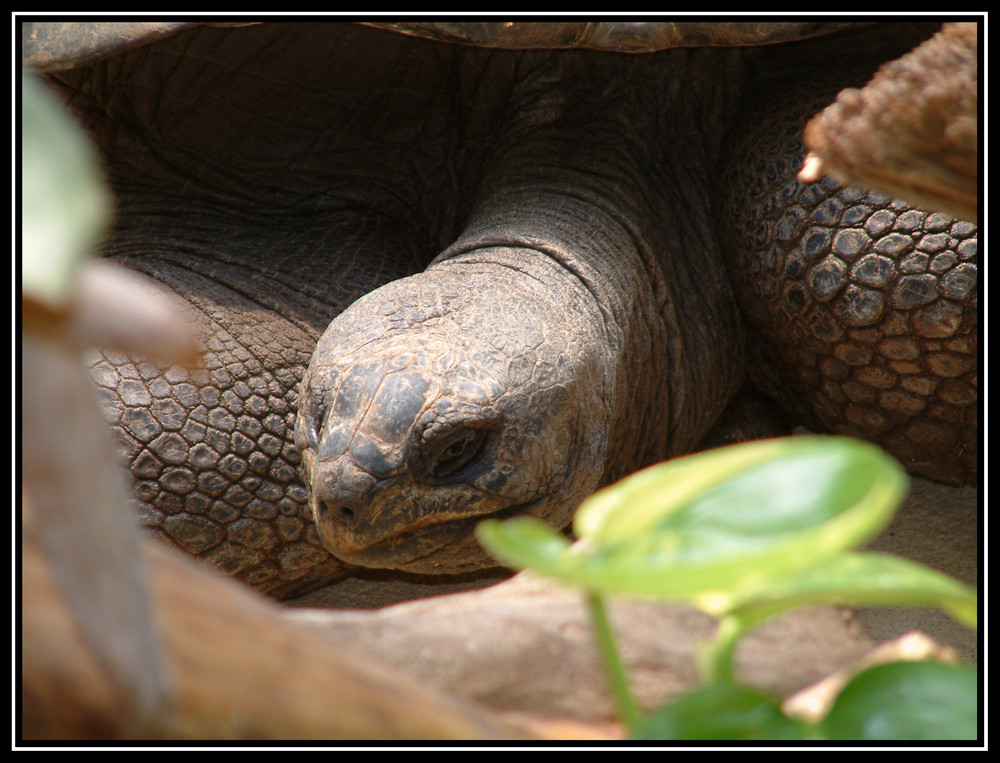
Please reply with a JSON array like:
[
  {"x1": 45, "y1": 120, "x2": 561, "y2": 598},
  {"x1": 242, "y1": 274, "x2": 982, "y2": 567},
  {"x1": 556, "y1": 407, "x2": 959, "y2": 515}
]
[{"x1": 21, "y1": 71, "x2": 110, "y2": 308}]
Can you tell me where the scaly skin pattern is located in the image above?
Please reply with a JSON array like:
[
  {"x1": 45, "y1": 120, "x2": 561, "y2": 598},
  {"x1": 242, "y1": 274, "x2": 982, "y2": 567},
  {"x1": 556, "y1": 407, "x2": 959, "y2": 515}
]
[
  {"x1": 718, "y1": 73, "x2": 977, "y2": 485},
  {"x1": 41, "y1": 22, "x2": 976, "y2": 595}
]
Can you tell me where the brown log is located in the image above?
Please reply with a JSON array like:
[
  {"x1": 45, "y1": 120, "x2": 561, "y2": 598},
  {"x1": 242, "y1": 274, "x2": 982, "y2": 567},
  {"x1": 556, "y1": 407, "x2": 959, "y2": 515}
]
[
  {"x1": 21, "y1": 505, "x2": 524, "y2": 741},
  {"x1": 288, "y1": 573, "x2": 875, "y2": 723},
  {"x1": 801, "y1": 22, "x2": 978, "y2": 223}
]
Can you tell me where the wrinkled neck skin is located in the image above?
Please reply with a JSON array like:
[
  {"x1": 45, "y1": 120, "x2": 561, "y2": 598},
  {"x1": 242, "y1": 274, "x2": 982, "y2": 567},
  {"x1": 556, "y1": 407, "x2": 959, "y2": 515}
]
[{"x1": 296, "y1": 48, "x2": 750, "y2": 572}]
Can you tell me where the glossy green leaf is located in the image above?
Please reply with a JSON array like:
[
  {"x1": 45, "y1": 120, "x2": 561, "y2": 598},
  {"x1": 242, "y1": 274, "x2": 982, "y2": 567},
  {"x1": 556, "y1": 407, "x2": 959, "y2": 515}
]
[
  {"x1": 727, "y1": 551, "x2": 978, "y2": 629},
  {"x1": 478, "y1": 437, "x2": 908, "y2": 609},
  {"x1": 819, "y1": 661, "x2": 978, "y2": 741},
  {"x1": 21, "y1": 72, "x2": 110, "y2": 308},
  {"x1": 631, "y1": 683, "x2": 812, "y2": 740},
  {"x1": 573, "y1": 436, "x2": 789, "y2": 542}
]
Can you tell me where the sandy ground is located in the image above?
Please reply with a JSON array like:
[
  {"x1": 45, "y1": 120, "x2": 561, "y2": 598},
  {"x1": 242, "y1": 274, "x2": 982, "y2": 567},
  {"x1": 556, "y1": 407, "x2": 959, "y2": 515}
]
[{"x1": 856, "y1": 476, "x2": 980, "y2": 665}]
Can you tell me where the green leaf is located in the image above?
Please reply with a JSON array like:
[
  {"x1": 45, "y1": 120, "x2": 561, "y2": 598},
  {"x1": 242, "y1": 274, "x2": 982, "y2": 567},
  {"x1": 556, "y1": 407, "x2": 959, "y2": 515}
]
[
  {"x1": 478, "y1": 437, "x2": 908, "y2": 611},
  {"x1": 475, "y1": 516, "x2": 572, "y2": 576},
  {"x1": 728, "y1": 552, "x2": 978, "y2": 630},
  {"x1": 21, "y1": 72, "x2": 110, "y2": 308},
  {"x1": 819, "y1": 661, "x2": 978, "y2": 741},
  {"x1": 572, "y1": 436, "x2": 789, "y2": 542},
  {"x1": 631, "y1": 683, "x2": 812, "y2": 740}
]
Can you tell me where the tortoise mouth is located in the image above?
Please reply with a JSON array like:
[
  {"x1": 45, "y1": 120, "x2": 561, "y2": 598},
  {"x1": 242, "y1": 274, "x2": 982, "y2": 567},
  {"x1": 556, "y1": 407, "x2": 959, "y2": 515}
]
[{"x1": 321, "y1": 499, "x2": 536, "y2": 572}]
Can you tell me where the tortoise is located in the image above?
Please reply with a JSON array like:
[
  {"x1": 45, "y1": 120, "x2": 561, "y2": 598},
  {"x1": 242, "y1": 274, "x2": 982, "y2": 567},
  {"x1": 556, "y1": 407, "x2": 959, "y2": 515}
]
[{"x1": 21, "y1": 20, "x2": 978, "y2": 598}]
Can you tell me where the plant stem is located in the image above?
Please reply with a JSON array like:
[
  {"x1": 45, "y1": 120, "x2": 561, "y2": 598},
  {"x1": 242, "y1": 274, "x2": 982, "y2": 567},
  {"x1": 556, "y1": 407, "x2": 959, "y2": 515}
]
[
  {"x1": 700, "y1": 615, "x2": 746, "y2": 684},
  {"x1": 586, "y1": 591, "x2": 641, "y2": 729}
]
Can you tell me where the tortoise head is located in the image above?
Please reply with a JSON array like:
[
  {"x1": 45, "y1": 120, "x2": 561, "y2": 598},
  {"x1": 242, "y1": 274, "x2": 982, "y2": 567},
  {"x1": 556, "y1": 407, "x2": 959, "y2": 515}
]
[{"x1": 295, "y1": 251, "x2": 613, "y2": 572}]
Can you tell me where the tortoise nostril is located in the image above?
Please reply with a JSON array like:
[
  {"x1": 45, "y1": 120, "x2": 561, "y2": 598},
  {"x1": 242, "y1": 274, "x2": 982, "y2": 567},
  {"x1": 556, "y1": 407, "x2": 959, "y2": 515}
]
[{"x1": 318, "y1": 500, "x2": 355, "y2": 524}]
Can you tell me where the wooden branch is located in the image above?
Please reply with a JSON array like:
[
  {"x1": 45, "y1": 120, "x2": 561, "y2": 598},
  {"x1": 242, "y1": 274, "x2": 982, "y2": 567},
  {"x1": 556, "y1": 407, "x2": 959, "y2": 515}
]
[{"x1": 21, "y1": 508, "x2": 524, "y2": 740}]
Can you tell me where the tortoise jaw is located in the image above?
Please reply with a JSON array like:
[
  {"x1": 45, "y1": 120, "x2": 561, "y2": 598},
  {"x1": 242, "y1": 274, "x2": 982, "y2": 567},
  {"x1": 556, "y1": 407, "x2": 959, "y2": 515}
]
[{"x1": 316, "y1": 499, "x2": 535, "y2": 573}]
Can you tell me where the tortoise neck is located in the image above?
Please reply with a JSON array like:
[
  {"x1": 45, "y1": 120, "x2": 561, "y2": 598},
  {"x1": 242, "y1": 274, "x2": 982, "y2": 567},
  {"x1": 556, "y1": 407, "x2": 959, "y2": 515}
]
[{"x1": 431, "y1": 50, "x2": 752, "y2": 479}]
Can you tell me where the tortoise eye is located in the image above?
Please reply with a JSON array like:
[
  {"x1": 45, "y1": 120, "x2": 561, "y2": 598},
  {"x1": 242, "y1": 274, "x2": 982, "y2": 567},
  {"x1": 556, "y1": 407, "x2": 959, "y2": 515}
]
[{"x1": 429, "y1": 427, "x2": 487, "y2": 479}]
